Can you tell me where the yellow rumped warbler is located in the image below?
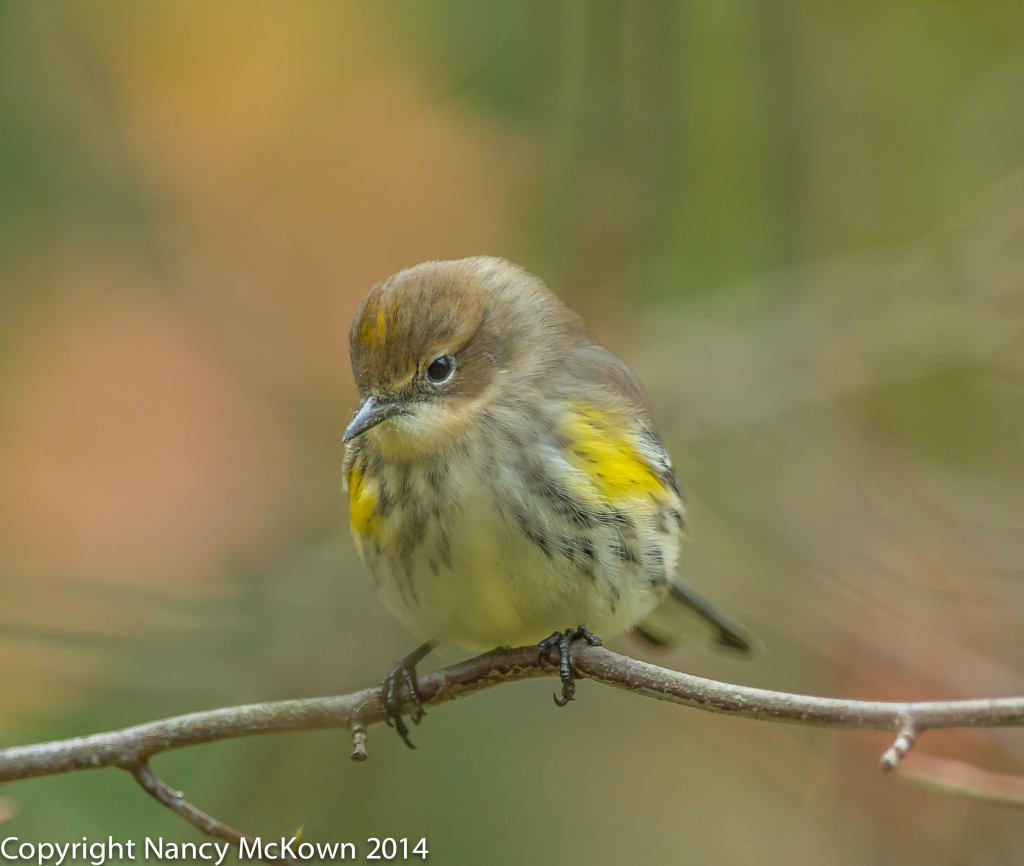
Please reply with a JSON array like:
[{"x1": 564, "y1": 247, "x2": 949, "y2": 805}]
[{"x1": 343, "y1": 256, "x2": 754, "y2": 746}]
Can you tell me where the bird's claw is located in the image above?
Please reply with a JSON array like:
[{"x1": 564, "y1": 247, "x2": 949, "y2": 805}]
[
  {"x1": 377, "y1": 656, "x2": 427, "y2": 749},
  {"x1": 538, "y1": 625, "x2": 601, "y2": 706}
]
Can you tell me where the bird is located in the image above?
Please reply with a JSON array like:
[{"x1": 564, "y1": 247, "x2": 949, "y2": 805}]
[{"x1": 342, "y1": 256, "x2": 755, "y2": 747}]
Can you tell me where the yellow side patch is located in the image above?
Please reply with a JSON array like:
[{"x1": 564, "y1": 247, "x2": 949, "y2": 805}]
[
  {"x1": 348, "y1": 465, "x2": 379, "y2": 538},
  {"x1": 559, "y1": 402, "x2": 663, "y2": 502}
]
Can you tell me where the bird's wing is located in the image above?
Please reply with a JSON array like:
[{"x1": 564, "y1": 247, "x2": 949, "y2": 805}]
[
  {"x1": 560, "y1": 343, "x2": 655, "y2": 417},
  {"x1": 562, "y1": 342, "x2": 756, "y2": 657},
  {"x1": 559, "y1": 343, "x2": 680, "y2": 495}
]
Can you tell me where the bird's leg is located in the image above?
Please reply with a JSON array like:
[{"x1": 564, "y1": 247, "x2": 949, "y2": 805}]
[
  {"x1": 538, "y1": 625, "x2": 602, "y2": 706},
  {"x1": 378, "y1": 640, "x2": 438, "y2": 749}
]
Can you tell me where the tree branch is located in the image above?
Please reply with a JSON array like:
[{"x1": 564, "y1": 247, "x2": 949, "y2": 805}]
[
  {"x1": 2, "y1": 644, "x2": 1023, "y2": 844},
  {"x1": 130, "y1": 763, "x2": 299, "y2": 866}
]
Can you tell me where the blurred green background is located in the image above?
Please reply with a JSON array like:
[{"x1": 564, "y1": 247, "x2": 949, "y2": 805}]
[{"x1": 2, "y1": 1, "x2": 1024, "y2": 863}]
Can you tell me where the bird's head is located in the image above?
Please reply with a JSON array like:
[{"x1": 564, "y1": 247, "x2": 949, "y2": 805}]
[{"x1": 345, "y1": 257, "x2": 581, "y2": 459}]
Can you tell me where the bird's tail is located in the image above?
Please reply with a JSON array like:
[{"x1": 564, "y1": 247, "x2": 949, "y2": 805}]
[{"x1": 632, "y1": 579, "x2": 758, "y2": 656}]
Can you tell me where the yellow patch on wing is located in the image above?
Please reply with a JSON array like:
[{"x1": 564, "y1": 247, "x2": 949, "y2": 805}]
[
  {"x1": 559, "y1": 402, "x2": 663, "y2": 502},
  {"x1": 347, "y1": 465, "x2": 379, "y2": 538}
]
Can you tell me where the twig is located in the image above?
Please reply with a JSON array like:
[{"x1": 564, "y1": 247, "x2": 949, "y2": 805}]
[
  {"x1": 131, "y1": 763, "x2": 299, "y2": 866},
  {"x1": 2, "y1": 644, "x2": 1023, "y2": 849},
  {"x1": 880, "y1": 719, "x2": 917, "y2": 770},
  {"x1": 349, "y1": 721, "x2": 368, "y2": 762}
]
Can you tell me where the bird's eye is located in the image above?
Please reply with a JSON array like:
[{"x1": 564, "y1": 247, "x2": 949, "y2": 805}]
[{"x1": 426, "y1": 355, "x2": 455, "y2": 384}]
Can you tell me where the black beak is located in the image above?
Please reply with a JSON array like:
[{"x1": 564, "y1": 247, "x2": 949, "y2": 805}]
[{"x1": 343, "y1": 396, "x2": 405, "y2": 442}]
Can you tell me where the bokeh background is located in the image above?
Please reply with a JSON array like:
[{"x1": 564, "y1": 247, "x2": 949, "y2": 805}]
[{"x1": 2, "y1": 2, "x2": 1024, "y2": 863}]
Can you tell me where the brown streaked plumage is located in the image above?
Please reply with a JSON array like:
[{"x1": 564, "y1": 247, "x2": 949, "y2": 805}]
[{"x1": 343, "y1": 256, "x2": 755, "y2": 746}]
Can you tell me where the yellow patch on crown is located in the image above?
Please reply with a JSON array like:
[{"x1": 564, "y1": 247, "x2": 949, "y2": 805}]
[
  {"x1": 559, "y1": 402, "x2": 663, "y2": 502},
  {"x1": 347, "y1": 465, "x2": 379, "y2": 538},
  {"x1": 359, "y1": 305, "x2": 392, "y2": 348}
]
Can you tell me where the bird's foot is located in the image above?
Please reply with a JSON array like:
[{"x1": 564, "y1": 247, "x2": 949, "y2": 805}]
[
  {"x1": 538, "y1": 625, "x2": 602, "y2": 707},
  {"x1": 377, "y1": 641, "x2": 437, "y2": 749}
]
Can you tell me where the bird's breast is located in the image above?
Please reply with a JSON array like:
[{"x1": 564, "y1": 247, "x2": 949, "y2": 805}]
[{"x1": 345, "y1": 415, "x2": 681, "y2": 650}]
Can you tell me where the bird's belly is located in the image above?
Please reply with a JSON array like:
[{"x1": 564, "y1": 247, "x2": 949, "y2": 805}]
[{"x1": 358, "y1": 483, "x2": 670, "y2": 652}]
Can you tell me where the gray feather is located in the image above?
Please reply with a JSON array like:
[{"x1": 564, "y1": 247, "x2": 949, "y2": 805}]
[{"x1": 633, "y1": 580, "x2": 757, "y2": 656}]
